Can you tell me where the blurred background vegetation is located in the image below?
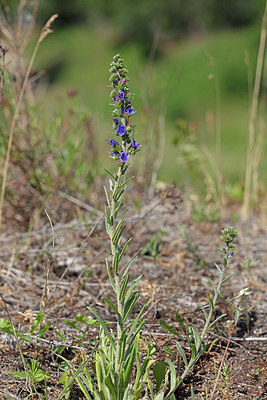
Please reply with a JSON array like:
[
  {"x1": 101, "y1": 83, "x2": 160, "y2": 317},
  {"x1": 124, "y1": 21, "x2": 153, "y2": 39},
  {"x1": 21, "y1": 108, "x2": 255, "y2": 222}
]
[{"x1": 0, "y1": 0, "x2": 266, "y2": 221}]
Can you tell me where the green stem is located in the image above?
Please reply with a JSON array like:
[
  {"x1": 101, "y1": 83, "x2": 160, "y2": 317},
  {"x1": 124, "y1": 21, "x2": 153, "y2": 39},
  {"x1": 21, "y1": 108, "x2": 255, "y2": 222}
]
[
  {"x1": 165, "y1": 245, "x2": 230, "y2": 399},
  {"x1": 108, "y1": 165, "x2": 123, "y2": 374}
]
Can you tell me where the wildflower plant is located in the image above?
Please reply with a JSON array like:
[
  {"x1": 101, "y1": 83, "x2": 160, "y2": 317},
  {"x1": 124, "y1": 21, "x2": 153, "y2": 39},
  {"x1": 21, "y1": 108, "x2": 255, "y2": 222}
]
[
  {"x1": 58, "y1": 54, "x2": 151, "y2": 400},
  {"x1": 56, "y1": 56, "x2": 240, "y2": 400},
  {"x1": 156, "y1": 227, "x2": 238, "y2": 399}
]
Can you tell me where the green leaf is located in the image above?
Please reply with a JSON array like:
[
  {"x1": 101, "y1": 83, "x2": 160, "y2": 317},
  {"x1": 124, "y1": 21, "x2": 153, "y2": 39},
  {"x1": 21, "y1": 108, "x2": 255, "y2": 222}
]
[
  {"x1": 18, "y1": 333, "x2": 33, "y2": 343},
  {"x1": 112, "y1": 250, "x2": 119, "y2": 274},
  {"x1": 96, "y1": 234, "x2": 112, "y2": 255},
  {"x1": 176, "y1": 342, "x2": 188, "y2": 367},
  {"x1": 114, "y1": 187, "x2": 125, "y2": 205},
  {"x1": 63, "y1": 320, "x2": 84, "y2": 333},
  {"x1": 153, "y1": 361, "x2": 167, "y2": 393},
  {"x1": 200, "y1": 305, "x2": 208, "y2": 321},
  {"x1": 75, "y1": 314, "x2": 99, "y2": 326},
  {"x1": 112, "y1": 210, "x2": 127, "y2": 242},
  {"x1": 105, "y1": 205, "x2": 112, "y2": 226},
  {"x1": 119, "y1": 274, "x2": 129, "y2": 302},
  {"x1": 208, "y1": 313, "x2": 227, "y2": 330},
  {"x1": 9, "y1": 371, "x2": 27, "y2": 379},
  {"x1": 190, "y1": 323, "x2": 201, "y2": 350},
  {"x1": 221, "y1": 274, "x2": 233, "y2": 285},
  {"x1": 104, "y1": 168, "x2": 116, "y2": 180},
  {"x1": 38, "y1": 322, "x2": 51, "y2": 338},
  {"x1": 33, "y1": 369, "x2": 51, "y2": 382},
  {"x1": 29, "y1": 312, "x2": 45, "y2": 335},
  {"x1": 175, "y1": 311, "x2": 186, "y2": 334},
  {"x1": 126, "y1": 301, "x2": 149, "y2": 344},
  {"x1": 122, "y1": 256, "x2": 137, "y2": 279},
  {"x1": 190, "y1": 342, "x2": 197, "y2": 359},
  {"x1": 122, "y1": 338, "x2": 136, "y2": 388},
  {"x1": 114, "y1": 192, "x2": 124, "y2": 217},
  {"x1": 118, "y1": 330, "x2": 127, "y2": 365},
  {"x1": 87, "y1": 307, "x2": 115, "y2": 349},
  {"x1": 0, "y1": 318, "x2": 14, "y2": 335},
  {"x1": 106, "y1": 258, "x2": 116, "y2": 292},
  {"x1": 118, "y1": 176, "x2": 134, "y2": 189},
  {"x1": 163, "y1": 345, "x2": 173, "y2": 357},
  {"x1": 122, "y1": 292, "x2": 140, "y2": 323},
  {"x1": 103, "y1": 185, "x2": 111, "y2": 209},
  {"x1": 124, "y1": 275, "x2": 142, "y2": 304},
  {"x1": 209, "y1": 296, "x2": 214, "y2": 312},
  {"x1": 104, "y1": 372, "x2": 116, "y2": 398},
  {"x1": 114, "y1": 225, "x2": 126, "y2": 248},
  {"x1": 160, "y1": 321, "x2": 180, "y2": 337},
  {"x1": 102, "y1": 297, "x2": 119, "y2": 315},
  {"x1": 164, "y1": 358, "x2": 177, "y2": 393},
  {"x1": 215, "y1": 263, "x2": 222, "y2": 275},
  {"x1": 208, "y1": 278, "x2": 217, "y2": 293},
  {"x1": 118, "y1": 237, "x2": 132, "y2": 262}
]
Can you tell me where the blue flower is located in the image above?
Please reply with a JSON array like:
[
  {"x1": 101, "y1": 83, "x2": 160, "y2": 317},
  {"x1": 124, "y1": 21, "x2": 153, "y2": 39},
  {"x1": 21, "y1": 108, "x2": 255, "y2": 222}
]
[
  {"x1": 124, "y1": 107, "x2": 135, "y2": 115},
  {"x1": 116, "y1": 124, "x2": 126, "y2": 136},
  {"x1": 111, "y1": 150, "x2": 120, "y2": 156},
  {"x1": 129, "y1": 138, "x2": 139, "y2": 150},
  {"x1": 118, "y1": 90, "x2": 124, "y2": 100},
  {"x1": 109, "y1": 139, "x2": 120, "y2": 146},
  {"x1": 113, "y1": 118, "x2": 119, "y2": 124},
  {"x1": 119, "y1": 152, "x2": 129, "y2": 163}
]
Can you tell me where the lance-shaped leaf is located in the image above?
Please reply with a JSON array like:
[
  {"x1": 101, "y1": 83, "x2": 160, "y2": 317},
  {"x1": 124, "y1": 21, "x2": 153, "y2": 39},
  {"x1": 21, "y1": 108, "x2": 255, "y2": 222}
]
[
  {"x1": 190, "y1": 323, "x2": 201, "y2": 350},
  {"x1": 104, "y1": 168, "x2": 117, "y2": 181},
  {"x1": 122, "y1": 338, "x2": 136, "y2": 388},
  {"x1": 118, "y1": 237, "x2": 132, "y2": 262},
  {"x1": 164, "y1": 358, "x2": 178, "y2": 394},
  {"x1": 176, "y1": 311, "x2": 187, "y2": 334},
  {"x1": 153, "y1": 361, "x2": 167, "y2": 393},
  {"x1": 208, "y1": 313, "x2": 227, "y2": 330},
  {"x1": 160, "y1": 321, "x2": 180, "y2": 338},
  {"x1": 114, "y1": 192, "x2": 124, "y2": 218},
  {"x1": 126, "y1": 301, "x2": 149, "y2": 344},
  {"x1": 122, "y1": 256, "x2": 137, "y2": 280},
  {"x1": 29, "y1": 312, "x2": 45, "y2": 335},
  {"x1": 221, "y1": 274, "x2": 233, "y2": 285},
  {"x1": 102, "y1": 297, "x2": 119, "y2": 316},
  {"x1": 106, "y1": 258, "x2": 116, "y2": 292},
  {"x1": 112, "y1": 210, "x2": 128, "y2": 242},
  {"x1": 118, "y1": 176, "x2": 134, "y2": 189},
  {"x1": 119, "y1": 274, "x2": 129, "y2": 302},
  {"x1": 176, "y1": 341, "x2": 188, "y2": 367},
  {"x1": 122, "y1": 291, "x2": 140, "y2": 323},
  {"x1": 209, "y1": 296, "x2": 214, "y2": 312},
  {"x1": 103, "y1": 185, "x2": 111, "y2": 209},
  {"x1": 96, "y1": 234, "x2": 112, "y2": 256},
  {"x1": 114, "y1": 225, "x2": 126, "y2": 248},
  {"x1": 87, "y1": 307, "x2": 115, "y2": 349},
  {"x1": 124, "y1": 275, "x2": 142, "y2": 305}
]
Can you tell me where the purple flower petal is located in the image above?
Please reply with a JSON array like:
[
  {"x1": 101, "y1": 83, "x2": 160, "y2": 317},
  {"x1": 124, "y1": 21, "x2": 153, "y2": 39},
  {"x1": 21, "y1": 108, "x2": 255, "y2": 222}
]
[
  {"x1": 119, "y1": 152, "x2": 129, "y2": 163},
  {"x1": 116, "y1": 124, "x2": 126, "y2": 136},
  {"x1": 118, "y1": 90, "x2": 125, "y2": 100},
  {"x1": 124, "y1": 107, "x2": 135, "y2": 115},
  {"x1": 109, "y1": 139, "x2": 120, "y2": 146},
  {"x1": 129, "y1": 138, "x2": 139, "y2": 150}
]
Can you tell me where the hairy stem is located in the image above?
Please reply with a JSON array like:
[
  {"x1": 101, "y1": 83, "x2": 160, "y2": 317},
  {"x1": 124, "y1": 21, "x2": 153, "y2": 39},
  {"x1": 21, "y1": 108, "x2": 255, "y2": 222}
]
[{"x1": 108, "y1": 165, "x2": 123, "y2": 374}]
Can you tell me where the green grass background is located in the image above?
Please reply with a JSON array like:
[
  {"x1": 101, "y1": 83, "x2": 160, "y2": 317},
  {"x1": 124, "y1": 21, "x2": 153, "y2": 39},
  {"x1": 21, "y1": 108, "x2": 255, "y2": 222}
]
[{"x1": 34, "y1": 21, "x2": 266, "y2": 192}]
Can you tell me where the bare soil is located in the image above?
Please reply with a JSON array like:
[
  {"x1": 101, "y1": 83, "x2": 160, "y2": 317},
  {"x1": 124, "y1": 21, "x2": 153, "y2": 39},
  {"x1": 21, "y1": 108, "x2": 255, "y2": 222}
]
[{"x1": 0, "y1": 182, "x2": 266, "y2": 399}]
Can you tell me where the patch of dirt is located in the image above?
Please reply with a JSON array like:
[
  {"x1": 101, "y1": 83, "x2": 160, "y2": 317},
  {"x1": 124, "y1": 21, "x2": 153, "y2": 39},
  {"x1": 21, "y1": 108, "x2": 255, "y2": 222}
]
[{"x1": 0, "y1": 183, "x2": 266, "y2": 399}]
